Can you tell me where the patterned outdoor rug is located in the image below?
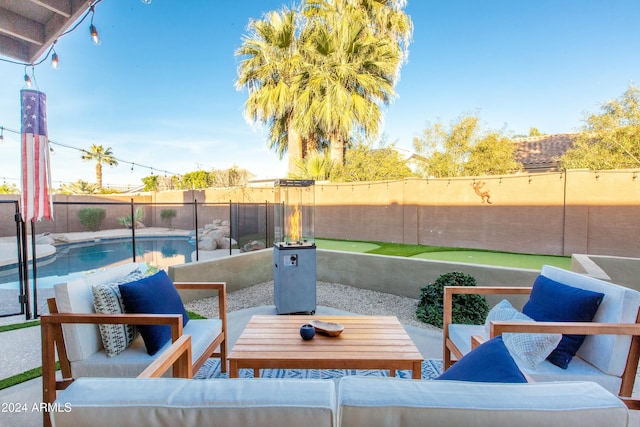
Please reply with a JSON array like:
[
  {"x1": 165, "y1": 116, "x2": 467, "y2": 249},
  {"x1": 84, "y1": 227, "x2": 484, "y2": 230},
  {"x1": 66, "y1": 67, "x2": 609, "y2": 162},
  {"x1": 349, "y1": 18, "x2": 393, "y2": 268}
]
[{"x1": 195, "y1": 359, "x2": 443, "y2": 380}]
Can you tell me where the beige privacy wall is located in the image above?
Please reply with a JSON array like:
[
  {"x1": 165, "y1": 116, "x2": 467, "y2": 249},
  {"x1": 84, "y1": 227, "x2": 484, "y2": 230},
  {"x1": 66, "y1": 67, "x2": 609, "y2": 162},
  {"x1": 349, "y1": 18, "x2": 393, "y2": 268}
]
[
  {"x1": 1, "y1": 169, "x2": 638, "y2": 257},
  {"x1": 189, "y1": 169, "x2": 640, "y2": 257}
]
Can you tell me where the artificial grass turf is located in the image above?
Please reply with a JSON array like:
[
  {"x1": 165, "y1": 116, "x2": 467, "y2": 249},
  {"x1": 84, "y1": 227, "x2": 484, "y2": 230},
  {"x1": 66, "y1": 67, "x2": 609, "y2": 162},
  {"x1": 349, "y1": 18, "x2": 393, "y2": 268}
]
[
  {"x1": 0, "y1": 363, "x2": 60, "y2": 391},
  {"x1": 0, "y1": 320, "x2": 40, "y2": 333},
  {"x1": 0, "y1": 313, "x2": 205, "y2": 389},
  {"x1": 315, "y1": 238, "x2": 380, "y2": 252},
  {"x1": 315, "y1": 238, "x2": 571, "y2": 270},
  {"x1": 412, "y1": 250, "x2": 572, "y2": 270}
]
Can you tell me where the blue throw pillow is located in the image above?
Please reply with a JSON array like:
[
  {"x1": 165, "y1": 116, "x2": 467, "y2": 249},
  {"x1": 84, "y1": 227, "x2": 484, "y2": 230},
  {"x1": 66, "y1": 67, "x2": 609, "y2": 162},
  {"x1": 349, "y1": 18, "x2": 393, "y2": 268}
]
[
  {"x1": 119, "y1": 270, "x2": 190, "y2": 355},
  {"x1": 436, "y1": 336, "x2": 527, "y2": 383},
  {"x1": 522, "y1": 275, "x2": 604, "y2": 369}
]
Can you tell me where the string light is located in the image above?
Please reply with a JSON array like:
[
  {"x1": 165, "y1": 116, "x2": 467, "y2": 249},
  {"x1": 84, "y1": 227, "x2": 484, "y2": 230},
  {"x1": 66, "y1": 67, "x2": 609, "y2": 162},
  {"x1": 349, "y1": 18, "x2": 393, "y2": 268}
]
[
  {"x1": 0, "y1": 126, "x2": 181, "y2": 179},
  {"x1": 51, "y1": 51, "x2": 59, "y2": 69},
  {"x1": 0, "y1": 126, "x2": 3, "y2": 141},
  {"x1": 1, "y1": 0, "x2": 109, "y2": 83},
  {"x1": 2, "y1": 0, "x2": 152, "y2": 85},
  {"x1": 24, "y1": 66, "x2": 32, "y2": 88},
  {"x1": 89, "y1": 5, "x2": 101, "y2": 45}
]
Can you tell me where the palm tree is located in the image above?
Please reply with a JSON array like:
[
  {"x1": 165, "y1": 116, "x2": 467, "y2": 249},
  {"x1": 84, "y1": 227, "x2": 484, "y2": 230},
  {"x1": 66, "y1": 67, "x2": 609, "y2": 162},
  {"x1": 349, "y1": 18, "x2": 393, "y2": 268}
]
[
  {"x1": 237, "y1": 2, "x2": 411, "y2": 170},
  {"x1": 296, "y1": 5, "x2": 401, "y2": 165},
  {"x1": 57, "y1": 180, "x2": 99, "y2": 195},
  {"x1": 304, "y1": 0, "x2": 412, "y2": 60},
  {"x1": 289, "y1": 150, "x2": 335, "y2": 180},
  {"x1": 81, "y1": 144, "x2": 118, "y2": 188},
  {"x1": 235, "y1": 8, "x2": 305, "y2": 173}
]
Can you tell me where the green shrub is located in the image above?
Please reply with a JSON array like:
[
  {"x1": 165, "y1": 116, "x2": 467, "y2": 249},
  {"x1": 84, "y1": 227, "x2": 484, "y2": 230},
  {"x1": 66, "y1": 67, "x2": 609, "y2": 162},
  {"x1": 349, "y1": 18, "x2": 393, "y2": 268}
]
[
  {"x1": 416, "y1": 272, "x2": 489, "y2": 328},
  {"x1": 77, "y1": 208, "x2": 106, "y2": 231},
  {"x1": 160, "y1": 209, "x2": 177, "y2": 229},
  {"x1": 118, "y1": 206, "x2": 143, "y2": 228}
]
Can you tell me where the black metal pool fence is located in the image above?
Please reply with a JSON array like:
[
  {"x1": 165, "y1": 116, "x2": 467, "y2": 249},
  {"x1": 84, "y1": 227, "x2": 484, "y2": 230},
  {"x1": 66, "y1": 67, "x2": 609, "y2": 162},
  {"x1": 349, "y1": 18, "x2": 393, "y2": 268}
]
[{"x1": 0, "y1": 199, "x2": 275, "y2": 319}]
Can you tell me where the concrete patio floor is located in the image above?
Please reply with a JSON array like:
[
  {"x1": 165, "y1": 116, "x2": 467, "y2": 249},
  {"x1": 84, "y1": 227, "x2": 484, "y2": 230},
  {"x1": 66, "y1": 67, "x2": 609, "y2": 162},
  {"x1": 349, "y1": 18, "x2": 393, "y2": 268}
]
[{"x1": 0, "y1": 305, "x2": 442, "y2": 427}]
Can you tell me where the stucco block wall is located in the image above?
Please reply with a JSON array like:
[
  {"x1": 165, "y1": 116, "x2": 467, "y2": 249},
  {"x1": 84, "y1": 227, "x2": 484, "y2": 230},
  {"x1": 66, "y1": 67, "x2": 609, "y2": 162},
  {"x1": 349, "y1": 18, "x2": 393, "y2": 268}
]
[{"x1": 2, "y1": 168, "x2": 639, "y2": 258}]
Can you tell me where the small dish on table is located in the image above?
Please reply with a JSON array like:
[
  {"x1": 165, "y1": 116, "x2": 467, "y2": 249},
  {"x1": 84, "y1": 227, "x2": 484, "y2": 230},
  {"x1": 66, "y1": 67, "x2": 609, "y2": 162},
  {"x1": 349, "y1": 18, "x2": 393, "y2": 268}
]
[{"x1": 310, "y1": 320, "x2": 344, "y2": 337}]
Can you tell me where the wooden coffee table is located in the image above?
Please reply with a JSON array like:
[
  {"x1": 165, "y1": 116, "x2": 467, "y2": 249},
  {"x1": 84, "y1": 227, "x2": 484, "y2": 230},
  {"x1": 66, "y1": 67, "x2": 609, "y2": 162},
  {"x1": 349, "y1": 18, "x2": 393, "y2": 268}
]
[{"x1": 228, "y1": 315, "x2": 423, "y2": 379}]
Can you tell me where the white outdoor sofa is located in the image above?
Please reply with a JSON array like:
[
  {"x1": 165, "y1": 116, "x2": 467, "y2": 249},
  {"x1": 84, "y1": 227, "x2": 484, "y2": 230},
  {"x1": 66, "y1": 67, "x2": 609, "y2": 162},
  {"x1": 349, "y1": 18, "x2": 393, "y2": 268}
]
[{"x1": 49, "y1": 376, "x2": 632, "y2": 427}]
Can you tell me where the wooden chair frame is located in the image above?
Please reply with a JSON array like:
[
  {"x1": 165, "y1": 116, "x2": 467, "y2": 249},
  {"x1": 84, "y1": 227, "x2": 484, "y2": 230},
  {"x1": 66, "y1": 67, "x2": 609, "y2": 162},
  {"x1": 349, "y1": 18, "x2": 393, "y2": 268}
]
[
  {"x1": 41, "y1": 281, "x2": 227, "y2": 427},
  {"x1": 443, "y1": 286, "x2": 640, "y2": 401}
]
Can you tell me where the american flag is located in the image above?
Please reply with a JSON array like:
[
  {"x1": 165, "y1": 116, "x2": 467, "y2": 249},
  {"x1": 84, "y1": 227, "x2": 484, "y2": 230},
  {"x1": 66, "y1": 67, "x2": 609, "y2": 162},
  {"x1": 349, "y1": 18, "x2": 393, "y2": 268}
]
[{"x1": 21, "y1": 89, "x2": 53, "y2": 222}]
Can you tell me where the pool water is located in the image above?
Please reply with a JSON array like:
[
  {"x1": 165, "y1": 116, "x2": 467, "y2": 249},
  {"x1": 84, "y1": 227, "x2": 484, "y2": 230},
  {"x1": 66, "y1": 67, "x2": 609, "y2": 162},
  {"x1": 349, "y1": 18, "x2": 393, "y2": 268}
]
[{"x1": 0, "y1": 237, "x2": 195, "y2": 289}]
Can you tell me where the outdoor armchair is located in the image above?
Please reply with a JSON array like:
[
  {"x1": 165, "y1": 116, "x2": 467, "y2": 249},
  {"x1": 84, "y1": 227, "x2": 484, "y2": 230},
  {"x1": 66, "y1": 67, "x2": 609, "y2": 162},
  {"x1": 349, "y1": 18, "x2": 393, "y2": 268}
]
[
  {"x1": 443, "y1": 265, "x2": 640, "y2": 399},
  {"x1": 40, "y1": 262, "x2": 227, "y2": 427}
]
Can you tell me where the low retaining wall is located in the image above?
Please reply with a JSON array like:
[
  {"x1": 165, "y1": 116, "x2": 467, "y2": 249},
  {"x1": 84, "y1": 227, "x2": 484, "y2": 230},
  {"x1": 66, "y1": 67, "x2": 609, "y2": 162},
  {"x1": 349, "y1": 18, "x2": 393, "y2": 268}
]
[
  {"x1": 169, "y1": 248, "x2": 540, "y2": 307},
  {"x1": 572, "y1": 254, "x2": 640, "y2": 290},
  {"x1": 169, "y1": 249, "x2": 273, "y2": 302}
]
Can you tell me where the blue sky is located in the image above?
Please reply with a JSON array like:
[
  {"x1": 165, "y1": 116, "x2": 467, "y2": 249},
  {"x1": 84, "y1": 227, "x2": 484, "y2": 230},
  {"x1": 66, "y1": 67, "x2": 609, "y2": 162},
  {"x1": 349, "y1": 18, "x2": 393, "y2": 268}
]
[{"x1": 1, "y1": 0, "x2": 639, "y2": 189}]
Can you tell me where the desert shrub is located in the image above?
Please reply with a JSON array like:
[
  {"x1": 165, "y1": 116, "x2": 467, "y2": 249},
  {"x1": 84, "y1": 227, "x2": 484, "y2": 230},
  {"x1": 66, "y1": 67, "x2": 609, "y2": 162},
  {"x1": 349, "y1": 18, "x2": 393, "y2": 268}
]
[
  {"x1": 160, "y1": 209, "x2": 177, "y2": 229},
  {"x1": 77, "y1": 208, "x2": 106, "y2": 232},
  {"x1": 416, "y1": 272, "x2": 489, "y2": 328},
  {"x1": 118, "y1": 206, "x2": 143, "y2": 228}
]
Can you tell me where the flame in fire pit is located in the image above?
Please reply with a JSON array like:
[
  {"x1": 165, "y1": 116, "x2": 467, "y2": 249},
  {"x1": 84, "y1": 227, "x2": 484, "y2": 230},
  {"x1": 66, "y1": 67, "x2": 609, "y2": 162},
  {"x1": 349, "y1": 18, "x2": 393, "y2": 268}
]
[{"x1": 288, "y1": 205, "x2": 301, "y2": 242}]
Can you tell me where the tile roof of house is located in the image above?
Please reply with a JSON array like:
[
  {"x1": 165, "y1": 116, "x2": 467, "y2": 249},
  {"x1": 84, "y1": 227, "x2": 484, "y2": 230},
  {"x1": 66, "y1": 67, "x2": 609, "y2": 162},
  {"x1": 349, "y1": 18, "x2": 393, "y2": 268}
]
[{"x1": 513, "y1": 133, "x2": 577, "y2": 171}]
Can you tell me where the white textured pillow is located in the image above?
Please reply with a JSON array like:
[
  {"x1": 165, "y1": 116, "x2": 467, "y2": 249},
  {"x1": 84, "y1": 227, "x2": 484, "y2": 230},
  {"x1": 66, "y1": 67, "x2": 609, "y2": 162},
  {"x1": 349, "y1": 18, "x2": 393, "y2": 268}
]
[
  {"x1": 484, "y1": 299, "x2": 562, "y2": 369},
  {"x1": 92, "y1": 269, "x2": 147, "y2": 357}
]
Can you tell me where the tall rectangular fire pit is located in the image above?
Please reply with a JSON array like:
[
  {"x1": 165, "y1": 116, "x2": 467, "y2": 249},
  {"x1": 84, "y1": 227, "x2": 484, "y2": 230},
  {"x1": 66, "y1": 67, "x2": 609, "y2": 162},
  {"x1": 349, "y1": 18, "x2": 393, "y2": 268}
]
[{"x1": 273, "y1": 179, "x2": 316, "y2": 315}]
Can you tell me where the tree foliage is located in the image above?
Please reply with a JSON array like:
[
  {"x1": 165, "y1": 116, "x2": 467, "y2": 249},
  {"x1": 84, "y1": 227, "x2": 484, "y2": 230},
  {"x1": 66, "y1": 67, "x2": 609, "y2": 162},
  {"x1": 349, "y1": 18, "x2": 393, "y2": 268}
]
[
  {"x1": 57, "y1": 180, "x2": 99, "y2": 195},
  {"x1": 81, "y1": 144, "x2": 118, "y2": 188},
  {"x1": 0, "y1": 183, "x2": 19, "y2": 194},
  {"x1": 235, "y1": 8, "x2": 304, "y2": 173},
  {"x1": 289, "y1": 150, "x2": 335, "y2": 181},
  {"x1": 142, "y1": 166, "x2": 251, "y2": 191},
  {"x1": 560, "y1": 84, "x2": 640, "y2": 170},
  {"x1": 331, "y1": 139, "x2": 415, "y2": 182},
  {"x1": 236, "y1": 0, "x2": 412, "y2": 171},
  {"x1": 142, "y1": 175, "x2": 159, "y2": 192},
  {"x1": 180, "y1": 170, "x2": 214, "y2": 190},
  {"x1": 297, "y1": 1, "x2": 405, "y2": 165},
  {"x1": 413, "y1": 114, "x2": 521, "y2": 178}
]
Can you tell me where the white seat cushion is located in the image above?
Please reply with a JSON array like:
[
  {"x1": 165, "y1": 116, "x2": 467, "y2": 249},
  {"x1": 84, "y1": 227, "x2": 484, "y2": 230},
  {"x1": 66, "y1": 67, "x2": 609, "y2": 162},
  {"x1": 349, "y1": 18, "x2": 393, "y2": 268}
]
[
  {"x1": 337, "y1": 377, "x2": 628, "y2": 427},
  {"x1": 541, "y1": 265, "x2": 640, "y2": 376},
  {"x1": 52, "y1": 377, "x2": 336, "y2": 427},
  {"x1": 448, "y1": 324, "x2": 487, "y2": 356},
  {"x1": 519, "y1": 356, "x2": 622, "y2": 395},
  {"x1": 54, "y1": 263, "x2": 144, "y2": 362},
  {"x1": 449, "y1": 321, "x2": 622, "y2": 394},
  {"x1": 71, "y1": 319, "x2": 221, "y2": 378}
]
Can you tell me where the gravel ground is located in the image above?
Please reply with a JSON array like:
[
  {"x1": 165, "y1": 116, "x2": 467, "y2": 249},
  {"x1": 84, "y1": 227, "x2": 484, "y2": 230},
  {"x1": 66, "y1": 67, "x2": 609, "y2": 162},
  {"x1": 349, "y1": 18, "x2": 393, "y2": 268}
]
[{"x1": 185, "y1": 280, "x2": 441, "y2": 332}]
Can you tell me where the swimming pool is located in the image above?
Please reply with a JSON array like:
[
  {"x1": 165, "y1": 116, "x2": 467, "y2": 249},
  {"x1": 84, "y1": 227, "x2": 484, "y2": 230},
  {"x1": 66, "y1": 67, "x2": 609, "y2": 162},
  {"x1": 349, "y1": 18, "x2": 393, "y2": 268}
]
[{"x1": 0, "y1": 237, "x2": 196, "y2": 290}]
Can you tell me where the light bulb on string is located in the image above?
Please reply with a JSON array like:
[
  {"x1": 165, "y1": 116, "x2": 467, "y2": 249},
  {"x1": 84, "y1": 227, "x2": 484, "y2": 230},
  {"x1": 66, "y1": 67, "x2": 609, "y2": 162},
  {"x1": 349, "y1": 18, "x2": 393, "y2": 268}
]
[
  {"x1": 0, "y1": 126, "x2": 4, "y2": 141},
  {"x1": 90, "y1": 24, "x2": 100, "y2": 45},
  {"x1": 131, "y1": 163, "x2": 135, "y2": 173},
  {"x1": 24, "y1": 72, "x2": 32, "y2": 88},
  {"x1": 89, "y1": 7, "x2": 100, "y2": 45},
  {"x1": 51, "y1": 51, "x2": 59, "y2": 69}
]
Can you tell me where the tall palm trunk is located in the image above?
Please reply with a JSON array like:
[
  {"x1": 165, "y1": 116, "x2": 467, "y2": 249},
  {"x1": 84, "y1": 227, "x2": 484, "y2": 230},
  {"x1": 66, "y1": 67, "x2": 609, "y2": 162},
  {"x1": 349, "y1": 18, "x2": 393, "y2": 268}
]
[
  {"x1": 96, "y1": 163, "x2": 103, "y2": 188},
  {"x1": 330, "y1": 132, "x2": 344, "y2": 165},
  {"x1": 288, "y1": 126, "x2": 304, "y2": 175}
]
